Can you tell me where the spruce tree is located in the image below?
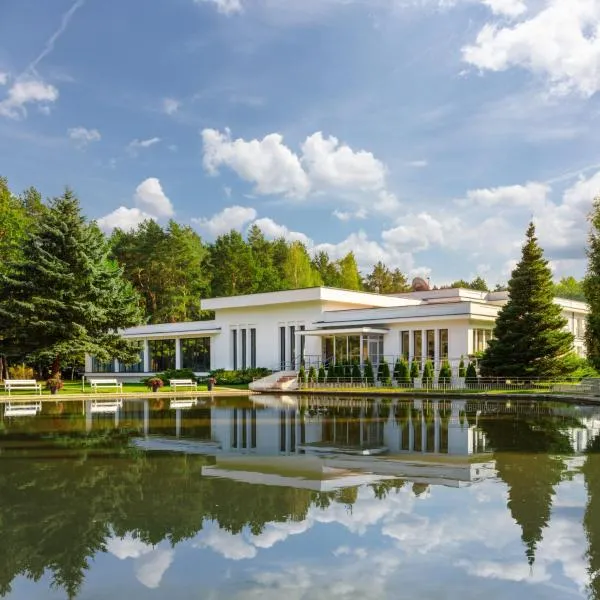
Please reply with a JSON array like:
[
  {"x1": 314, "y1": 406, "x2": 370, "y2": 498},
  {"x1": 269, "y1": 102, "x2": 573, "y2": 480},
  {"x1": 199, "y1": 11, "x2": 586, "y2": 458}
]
[
  {"x1": 0, "y1": 190, "x2": 143, "y2": 376},
  {"x1": 584, "y1": 198, "x2": 600, "y2": 370},
  {"x1": 480, "y1": 222, "x2": 574, "y2": 378}
]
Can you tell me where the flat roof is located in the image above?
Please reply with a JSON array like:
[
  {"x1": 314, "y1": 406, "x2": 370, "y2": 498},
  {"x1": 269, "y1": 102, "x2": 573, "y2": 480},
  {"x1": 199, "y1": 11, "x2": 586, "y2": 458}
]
[
  {"x1": 202, "y1": 286, "x2": 414, "y2": 311},
  {"x1": 122, "y1": 321, "x2": 220, "y2": 339}
]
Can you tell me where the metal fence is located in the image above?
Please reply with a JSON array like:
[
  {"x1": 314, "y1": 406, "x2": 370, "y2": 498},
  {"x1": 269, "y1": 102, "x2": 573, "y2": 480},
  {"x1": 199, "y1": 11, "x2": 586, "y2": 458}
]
[{"x1": 297, "y1": 377, "x2": 600, "y2": 395}]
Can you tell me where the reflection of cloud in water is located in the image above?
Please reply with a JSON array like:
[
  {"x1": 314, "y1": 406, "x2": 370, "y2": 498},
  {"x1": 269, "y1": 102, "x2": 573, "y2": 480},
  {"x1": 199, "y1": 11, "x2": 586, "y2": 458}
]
[
  {"x1": 192, "y1": 475, "x2": 591, "y2": 598},
  {"x1": 106, "y1": 533, "x2": 174, "y2": 588}
]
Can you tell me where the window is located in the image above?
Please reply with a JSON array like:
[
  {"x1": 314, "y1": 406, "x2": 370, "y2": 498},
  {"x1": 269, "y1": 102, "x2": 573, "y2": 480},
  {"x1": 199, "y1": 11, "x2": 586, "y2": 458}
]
[
  {"x1": 181, "y1": 338, "x2": 210, "y2": 372},
  {"x1": 91, "y1": 356, "x2": 114, "y2": 373},
  {"x1": 250, "y1": 328, "x2": 257, "y2": 368},
  {"x1": 400, "y1": 331, "x2": 410, "y2": 360},
  {"x1": 426, "y1": 330, "x2": 435, "y2": 360},
  {"x1": 576, "y1": 318, "x2": 585, "y2": 339},
  {"x1": 290, "y1": 325, "x2": 296, "y2": 369},
  {"x1": 232, "y1": 330, "x2": 238, "y2": 370},
  {"x1": 413, "y1": 331, "x2": 422, "y2": 362},
  {"x1": 119, "y1": 341, "x2": 144, "y2": 373},
  {"x1": 280, "y1": 326, "x2": 286, "y2": 369},
  {"x1": 299, "y1": 325, "x2": 306, "y2": 365},
  {"x1": 148, "y1": 339, "x2": 176, "y2": 372},
  {"x1": 472, "y1": 329, "x2": 493, "y2": 353},
  {"x1": 438, "y1": 329, "x2": 449, "y2": 359},
  {"x1": 241, "y1": 329, "x2": 247, "y2": 369}
]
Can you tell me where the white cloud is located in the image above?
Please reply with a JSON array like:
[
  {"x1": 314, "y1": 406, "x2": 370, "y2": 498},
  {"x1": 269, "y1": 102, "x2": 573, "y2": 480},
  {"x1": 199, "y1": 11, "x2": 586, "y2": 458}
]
[
  {"x1": 382, "y1": 212, "x2": 459, "y2": 252},
  {"x1": 481, "y1": 0, "x2": 526, "y2": 18},
  {"x1": 96, "y1": 207, "x2": 155, "y2": 233},
  {"x1": 202, "y1": 128, "x2": 310, "y2": 198},
  {"x1": 194, "y1": 524, "x2": 257, "y2": 560},
  {"x1": 193, "y1": 205, "x2": 257, "y2": 237},
  {"x1": 68, "y1": 126, "x2": 101, "y2": 147},
  {"x1": 463, "y1": 182, "x2": 550, "y2": 209},
  {"x1": 300, "y1": 131, "x2": 386, "y2": 191},
  {"x1": 407, "y1": 159, "x2": 428, "y2": 168},
  {"x1": 456, "y1": 559, "x2": 550, "y2": 583},
  {"x1": 0, "y1": 72, "x2": 8, "y2": 85},
  {"x1": 134, "y1": 177, "x2": 175, "y2": 218},
  {"x1": 127, "y1": 137, "x2": 161, "y2": 155},
  {"x1": 251, "y1": 217, "x2": 312, "y2": 244},
  {"x1": 463, "y1": 0, "x2": 600, "y2": 97},
  {"x1": 332, "y1": 208, "x2": 368, "y2": 221},
  {"x1": 374, "y1": 190, "x2": 401, "y2": 213},
  {"x1": 194, "y1": 0, "x2": 243, "y2": 15},
  {"x1": 0, "y1": 77, "x2": 59, "y2": 119},
  {"x1": 163, "y1": 97, "x2": 180, "y2": 115}
]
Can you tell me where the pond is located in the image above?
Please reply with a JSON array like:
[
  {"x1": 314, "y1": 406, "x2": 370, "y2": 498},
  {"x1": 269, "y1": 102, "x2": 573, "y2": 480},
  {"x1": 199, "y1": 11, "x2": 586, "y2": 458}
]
[{"x1": 1, "y1": 395, "x2": 600, "y2": 599}]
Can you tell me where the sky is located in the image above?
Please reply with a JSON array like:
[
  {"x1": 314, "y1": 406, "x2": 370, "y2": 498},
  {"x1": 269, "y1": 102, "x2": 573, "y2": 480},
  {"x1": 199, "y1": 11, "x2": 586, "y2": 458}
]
[{"x1": 1, "y1": 0, "x2": 599, "y2": 286}]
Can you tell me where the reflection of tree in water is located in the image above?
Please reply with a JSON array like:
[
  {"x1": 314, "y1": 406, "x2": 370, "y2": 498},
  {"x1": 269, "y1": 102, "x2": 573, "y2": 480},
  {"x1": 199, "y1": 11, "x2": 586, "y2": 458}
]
[
  {"x1": 583, "y1": 437, "x2": 600, "y2": 599},
  {"x1": 0, "y1": 433, "x2": 368, "y2": 599},
  {"x1": 478, "y1": 413, "x2": 577, "y2": 567}
]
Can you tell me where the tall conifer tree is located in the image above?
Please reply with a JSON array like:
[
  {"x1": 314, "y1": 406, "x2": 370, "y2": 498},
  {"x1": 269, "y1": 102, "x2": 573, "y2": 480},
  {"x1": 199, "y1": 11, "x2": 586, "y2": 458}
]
[
  {"x1": 0, "y1": 190, "x2": 143, "y2": 376},
  {"x1": 584, "y1": 198, "x2": 600, "y2": 370},
  {"x1": 480, "y1": 222, "x2": 574, "y2": 377}
]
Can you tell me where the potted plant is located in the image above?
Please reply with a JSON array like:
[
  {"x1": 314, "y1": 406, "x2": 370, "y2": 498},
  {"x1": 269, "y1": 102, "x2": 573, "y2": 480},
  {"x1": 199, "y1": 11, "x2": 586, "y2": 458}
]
[
  {"x1": 146, "y1": 377, "x2": 164, "y2": 393},
  {"x1": 46, "y1": 376, "x2": 64, "y2": 395}
]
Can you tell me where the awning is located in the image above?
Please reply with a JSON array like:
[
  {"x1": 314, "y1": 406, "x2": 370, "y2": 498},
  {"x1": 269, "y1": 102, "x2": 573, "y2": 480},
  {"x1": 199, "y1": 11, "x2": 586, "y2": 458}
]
[{"x1": 297, "y1": 327, "x2": 389, "y2": 336}]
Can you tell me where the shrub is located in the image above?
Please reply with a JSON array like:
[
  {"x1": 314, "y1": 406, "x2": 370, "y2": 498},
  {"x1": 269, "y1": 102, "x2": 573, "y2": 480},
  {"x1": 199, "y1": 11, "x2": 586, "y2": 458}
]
[
  {"x1": 334, "y1": 362, "x2": 345, "y2": 379},
  {"x1": 345, "y1": 361, "x2": 353, "y2": 378},
  {"x1": 466, "y1": 362, "x2": 478, "y2": 388},
  {"x1": 458, "y1": 356, "x2": 466, "y2": 378},
  {"x1": 46, "y1": 376, "x2": 64, "y2": 391},
  {"x1": 156, "y1": 368, "x2": 197, "y2": 385},
  {"x1": 422, "y1": 360, "x2": 434, "y2": 386},
  {"x1": 438, "y1": 360, "x2": 452, "y2": 382},
  {"x1": 298, "y1": 365, "x2": 306, "y2": 383},
  {"x1": 318, "y1": 365, "x2": 326, "y2": 383},
  {"x1": 145, "y1": 377, "x2": 164, "y2": 390},
  {"x1": 410, "y1": 360, "x2": 420, "y2": 381},
  {"x1": 395, "y1": 359, "x2": 410, "y2": 386},
  {"x1": 210, "y1": 368, "x2": 270, "y2": 385},
  {"x1": 307, "y1": 366, "x2": 315, "y2": 383},
  {"x1": 364, "y1": 359, "x2": 374, "y2": 384},
  {"x1": 380, "y1": 360, "x2": 391, "y2": 386},
  {"x1": 9, "y1": 365, "x2": 34, "y2": 379},
  {"x1": 352, "y1": 361, "x2": 362, "y2": 380}
]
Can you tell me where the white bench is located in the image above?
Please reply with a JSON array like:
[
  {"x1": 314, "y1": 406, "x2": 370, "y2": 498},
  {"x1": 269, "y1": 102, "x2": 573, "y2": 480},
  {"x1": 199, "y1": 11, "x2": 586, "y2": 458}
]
[
  {"x1": 3, "y1": 379, "x2": 42, "y2": 396},
  {"x1": 89, "y1": 378, "x2": 123, "y2": 393},
  {"x1": 90, "y1": 399, "x2": 123, "y2": 413},
  {"x1": 4, "y1": 400, "x2": 42, "y2": 417},
  {"x1": 169, "y1": 379, "x2": 198, "y2": 392}
]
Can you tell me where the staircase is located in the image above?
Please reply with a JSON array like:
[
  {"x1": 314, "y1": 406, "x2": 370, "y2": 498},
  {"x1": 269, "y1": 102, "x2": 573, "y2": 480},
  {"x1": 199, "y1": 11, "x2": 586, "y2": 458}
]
[{"x1": 249, "y1": 370, "x2": 299, "y2": 392}]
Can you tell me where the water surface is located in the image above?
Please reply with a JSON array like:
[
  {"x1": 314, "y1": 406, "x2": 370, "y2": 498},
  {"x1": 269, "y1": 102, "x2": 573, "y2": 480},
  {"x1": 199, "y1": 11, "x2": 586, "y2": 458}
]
[{"x1": 1, "y1": 395, "x2": 600, "y2": 599}]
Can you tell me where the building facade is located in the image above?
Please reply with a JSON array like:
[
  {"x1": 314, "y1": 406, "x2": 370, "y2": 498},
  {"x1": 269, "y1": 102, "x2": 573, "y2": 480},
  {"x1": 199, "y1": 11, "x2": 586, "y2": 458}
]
[{"x1": 84, "y1": 286, "x2": 589, "y2": 379}]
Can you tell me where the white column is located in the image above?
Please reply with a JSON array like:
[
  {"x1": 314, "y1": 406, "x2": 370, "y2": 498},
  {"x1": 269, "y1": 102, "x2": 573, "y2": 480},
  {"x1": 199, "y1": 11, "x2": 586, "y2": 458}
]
[
  {"x1": 143, "y1": 340, "x2": 150, "y2": 372},
  {"x1": 421, "y1": 329, "x2": 427, "y2": 364},
  {"x1": 408, "y1": 331, "x2": 414, "y2": 363},
  {"x1": 434, "y1": 329, "x2": 440, "y2": 370},
  {"x1": 175, "y1": 338, "x2": 182, "y2": 370},
  {"x1": 113, "y1": 359, "x2": 119, "y2": 374}
]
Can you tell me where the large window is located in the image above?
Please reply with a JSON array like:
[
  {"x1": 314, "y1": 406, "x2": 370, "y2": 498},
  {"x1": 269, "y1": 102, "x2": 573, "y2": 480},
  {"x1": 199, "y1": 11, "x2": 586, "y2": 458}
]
[
  {"x1": 472, "y1": 329, "x2": 493, "y2": 353},
  {"x1": 148, "y1": 339, "x2": 175, "y2": 372},
  {"x1": 232, "y1": 330, "x2": 238, "y2": 370},
  {"x1": 426, "y1": 330, "x2": 435, "y2": 360},
  {"x1": 400, "y1": 331, "x2": 410, "y2": 360},
  {"x1": 181, "y1": 338, "x2": 210, "y2": 372},
  {"x1": 413, "y1": 331, "x2": 423, "y2": 362},
  {"x1": 438, "y1": 329, "x2": 449, "y2": 359},
  {"x1": 250, "y1": 328, "x2": 257, "y2": 368},
  {"x1": 241, "y1": 329, "x2": 247, "y2": 369},
  {"x1": 91, "y1": 356, "x2": 114, "y2": 373},
  {"x1": 119, "y1": 341, "x2": 144, "y2": 373},
  {"x1": 576, "y1": 318, "x2": 585, "y2": 339},
  {"x1": 280, "y1": 326, "x2": 286, "y2": 369}
]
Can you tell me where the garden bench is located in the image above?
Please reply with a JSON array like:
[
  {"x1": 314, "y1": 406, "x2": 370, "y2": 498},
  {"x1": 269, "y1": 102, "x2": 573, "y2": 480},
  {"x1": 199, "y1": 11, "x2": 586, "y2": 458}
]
[
  {"x1": 169, "y1": 379, "x2": 198, "y2": 392},
  {"x1": 3, "y1": 379, "x2": 42, "y2": 396},
  {"x1": 170, "y1": 399, "x2": 198, "y2": 410},
  {"x1": 4, "y1": 400, "x2": 42, "y2": 417},
  {"x1": 89, "y1": 378, "x2": 123, "y2": 393}
]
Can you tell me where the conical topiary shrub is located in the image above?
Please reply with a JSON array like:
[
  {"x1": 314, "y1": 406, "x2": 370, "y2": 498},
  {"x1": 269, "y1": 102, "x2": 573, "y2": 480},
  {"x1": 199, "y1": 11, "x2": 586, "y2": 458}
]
[
  {"x1": 318, "y1": 365, "x2": 326, "y2": 383},
  {"x1": 438, "y1": 360, "x2": 452, "y2": 386},
  {"x1": 410, "y1": 360, "x2": 420, "y2": 384},
  {"x1": 394, "y1": 358, "x2": 402, "y2": 381},
  {"x1": 466, "y1": 362, "x2": 478, "y2": 388},
  {"x1": 422, "y1": 360, "x2": 434, "y2": 387},
  {"x1": 364, "y1": 359, "x2": 374, "y2": 385},
  {"x1": 396, "y1": 358, "x2": 410, "y2": 386},
  {"x1": 298, "y1": 365, "x2": 306, "y2": 385},
  {"x1": 381, "y1": 360, "x2": 391, "y2": 386},
  {"x1": 458, "y1": 356, "x2": 466, "y2": 378},
  {"x1": 307, "y1": 365, "x2": 316, "y2": 384},
  {"x1": 352, "y1": 361, "x2": 362, "y2": 381}
]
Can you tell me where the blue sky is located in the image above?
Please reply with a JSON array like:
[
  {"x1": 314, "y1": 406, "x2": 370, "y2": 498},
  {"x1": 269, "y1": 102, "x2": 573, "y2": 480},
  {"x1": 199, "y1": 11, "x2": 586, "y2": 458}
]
[{"x1": 1, "y1": 0, "x2": 599, "y2": 285}]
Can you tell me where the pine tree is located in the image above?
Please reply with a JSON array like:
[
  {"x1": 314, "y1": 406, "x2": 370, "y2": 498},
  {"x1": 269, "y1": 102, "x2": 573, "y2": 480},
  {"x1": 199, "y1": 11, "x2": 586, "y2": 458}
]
[
  {"x1": 0, "y1": 190, "x2": 143, "y2": 376},
  {"x1": 584, "y1": 199, "x2": 600, "y2": 370},
  {"x1": 480, "y1": 223, "x2": 575, "y2": 378}
]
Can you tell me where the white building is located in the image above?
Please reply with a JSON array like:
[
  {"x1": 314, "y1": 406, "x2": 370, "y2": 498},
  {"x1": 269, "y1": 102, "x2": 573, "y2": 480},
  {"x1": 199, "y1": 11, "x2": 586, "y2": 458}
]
[{"x1": 84, "y1": 286, "x2": 588, "y2": 379}]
